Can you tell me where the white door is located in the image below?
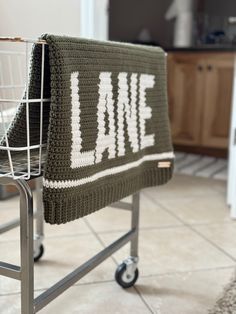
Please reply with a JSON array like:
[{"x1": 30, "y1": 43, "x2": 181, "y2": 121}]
[
  {"x1": 79, "y1": 0, "x2": 109, "y2": 40},
  {"x1": 228, "y1": 56, "x2": 236, "y2": 218}
]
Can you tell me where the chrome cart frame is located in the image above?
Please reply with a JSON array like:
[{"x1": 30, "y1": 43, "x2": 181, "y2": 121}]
[
  {"x1": 0, "y1": 177, "x2": 140, "y2": 314},
  {"x1": 0, "y1": 37, "x2": 140, "y2": 313}
]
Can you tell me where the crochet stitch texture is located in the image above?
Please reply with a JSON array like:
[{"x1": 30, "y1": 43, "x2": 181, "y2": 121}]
[{"x1": 2, "y1": 35, "x2": 174, "y2": 224}]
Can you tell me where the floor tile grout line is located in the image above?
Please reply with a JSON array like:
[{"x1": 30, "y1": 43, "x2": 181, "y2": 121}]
[
  {"x1": 188, "y1": 226, "x2": 236, "y2": 263},
  {"x1": 149, "y1": 195, "x2": 236, "y2": 263},
  {"x1": 1, "y1": 265, "x2": 235, "y2": 298},
  {"x1": 0, "y1": 279, "x2": 122, "y2": 298},
  {"x1": 83, "y1": 217, "x2": 156, "y2": 312},
  {"x1": 85, "y1": 224, "x2": 185, "y2": 235},
  {"x1": 0, "y1": 230, "x2": 96, "y2": 244},
  {"x1": 2, "y1": 217, "x2": 236, "y2": 241},
  {"x1": 4, "y1": 219, "x2": 235, "y2": 245},
  {"x1": 184, "y1": 221, "x2": 236, "y2": 227},
  {"x1": 0, "y1": 224, "x2": 186, "y2": 245},
  {"x1": 138, "y1": 265, "x2": 236, "y2": 279},
  {"x1": 83, "y1": 217, "x2": 118, "y2": 266},
  {"x1": 134, "y1": 286, "x2": 155, "y2": 314},
  {"x1": 143, "y1": 191, "x2": 224, "y2": 201}
]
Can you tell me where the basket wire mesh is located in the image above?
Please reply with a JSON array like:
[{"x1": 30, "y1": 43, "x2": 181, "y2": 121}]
[{"x1": 0, "y1": 38, "x2": 49, "y2": 179}]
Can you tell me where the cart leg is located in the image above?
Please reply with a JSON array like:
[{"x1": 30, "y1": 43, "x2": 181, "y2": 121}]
[
  {"x1": 35, "y1": 177, "x2": 44, "y2": 239},
  {"x1": 115, "y1": 192, "x2": 140, "y2": 288},
  {"x1": 34, "y1": 177, "x2": 44, "y2": 262},
  {"x1": 130, "y1": 192, "x2": 140, "y2": 258},
  {"x1": 17, "y1": 180, "x2": 34, "y2": 314}
]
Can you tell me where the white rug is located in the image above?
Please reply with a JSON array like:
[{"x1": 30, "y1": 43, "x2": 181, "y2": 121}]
[
  {"x1": 174, "y1": 152, "x2": 228, "y2": 181},
  {"x1": 209, "y1": 274, "x2": 236, "y2": 313}
]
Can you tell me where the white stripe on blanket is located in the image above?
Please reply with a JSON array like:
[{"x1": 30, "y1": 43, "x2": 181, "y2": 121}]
[{"x1": 43, "y1": 151, "x2": 175, "y2": 189}]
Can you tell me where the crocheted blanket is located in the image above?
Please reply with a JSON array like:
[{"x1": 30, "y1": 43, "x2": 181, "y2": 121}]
[{"x1": 2, "y1": 35, "x2": 174, "y2": 224}]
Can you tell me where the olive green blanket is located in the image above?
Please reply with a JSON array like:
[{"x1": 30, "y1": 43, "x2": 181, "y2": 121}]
[{"x1": 2, "y1": 35, "x2": 174, "y2": 224}]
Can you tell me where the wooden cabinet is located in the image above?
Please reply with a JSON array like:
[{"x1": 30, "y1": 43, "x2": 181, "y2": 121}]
[
  {"x1": 167, "y1": 52, "x2": 234, "y2": 151},
  {"x1": 168, "y1": 54, "x2": 204, "y2": 146},
  {"x1": 202, "y1": 56, "x2": 234, "y2": 148}
]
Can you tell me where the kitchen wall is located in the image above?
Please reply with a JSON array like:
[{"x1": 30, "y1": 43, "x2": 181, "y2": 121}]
[
  {"x1": 109, "y1": 0, "x2": 174, "y2": 47},
  {"x1": 109, "y1": 0, "x2": 236, "y2": 48},
  {"x1": 0, "y1": 0, "x2": 82, "y2": 110},
  {"x1": 204, "y1": 0, "x2": 236, "y2": 16},
  {"x1": 0, "y1": 0, "x2": 81, "y2": 38}
]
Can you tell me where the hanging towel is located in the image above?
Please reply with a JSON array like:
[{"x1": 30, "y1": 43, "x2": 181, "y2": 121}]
[{"x1": 1, "y1": 35, "x2": 174, "y2": 224}]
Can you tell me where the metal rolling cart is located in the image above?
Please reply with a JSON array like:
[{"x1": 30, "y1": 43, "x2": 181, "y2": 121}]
[{"x1": 0, "y1": 37, "x2": 140, "y2": 314}]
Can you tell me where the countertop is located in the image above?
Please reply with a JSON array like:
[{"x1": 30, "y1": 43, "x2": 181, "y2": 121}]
[{"x1": 166, "y1": 46, "x2": 236, "y2": 52}]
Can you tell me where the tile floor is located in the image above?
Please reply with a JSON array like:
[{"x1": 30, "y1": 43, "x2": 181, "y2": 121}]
[{"x1": 0, "y1": 174, "x2": 235, "y2": 313}]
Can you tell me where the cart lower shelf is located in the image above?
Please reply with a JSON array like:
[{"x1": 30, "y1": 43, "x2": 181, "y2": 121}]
[{"x1": 0, "y1": 176, "x2": 140, "y2": 314}]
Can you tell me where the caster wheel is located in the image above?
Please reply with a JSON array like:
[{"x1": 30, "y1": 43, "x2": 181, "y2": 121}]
[
  {"x1": 34, "y1": 244, "x2": 44, "y2": 262},
  {"x1": 115, "y1": 262, "x2": 139, "y2": 288}
]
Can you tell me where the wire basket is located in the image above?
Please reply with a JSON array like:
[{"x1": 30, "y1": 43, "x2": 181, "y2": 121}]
[{"x1": 0, "y1": 37, "x2": 49, "y2": 180}]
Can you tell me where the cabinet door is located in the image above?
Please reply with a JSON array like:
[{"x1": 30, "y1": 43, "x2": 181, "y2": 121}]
[
  {"x1": 202, "y1": 54, "x2": 234, "y2": 149},
  {"x1": 168, "y1": 54, "x2": 204, "y2": 146}
]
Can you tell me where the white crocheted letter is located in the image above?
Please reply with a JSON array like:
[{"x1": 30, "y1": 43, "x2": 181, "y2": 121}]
[
  {"x1": 95, "y1": 72, "x2": 116, "y2": 163},
  {"x1": 139, "y1": 74, "x2": 155, "y2": 150},
  {"x1": 129, "y1": 73, "x2": 139, "y2": 152},
  {"x1": 70, "y1": 72, "x2": 95, "y2": 168},
  {"x1": 117, "y1": 73, "x2": 139, "y2": 156}
]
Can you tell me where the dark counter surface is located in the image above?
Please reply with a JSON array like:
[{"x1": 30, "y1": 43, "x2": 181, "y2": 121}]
[{"x1": 166, "y1": 45, "x2": 236, "y2": 52}]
